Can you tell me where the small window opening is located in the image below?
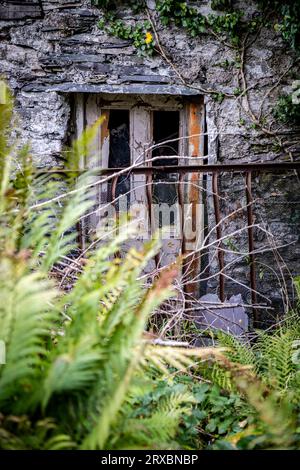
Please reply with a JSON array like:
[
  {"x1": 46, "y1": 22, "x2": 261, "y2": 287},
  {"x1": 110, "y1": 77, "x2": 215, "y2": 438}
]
[
  {"x1": 108, "y1": 110, "x2": 130, "y2": 207},
  {"x1": 152, "y1": 111, "x2": 180, "y2": 228}
]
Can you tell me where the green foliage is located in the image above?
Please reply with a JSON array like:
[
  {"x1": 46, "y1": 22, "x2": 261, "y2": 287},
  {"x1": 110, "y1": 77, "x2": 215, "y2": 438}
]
[
  {"x1": 213, "y1": 91, "x2": 225, "y2": 103},
  {"x1": 97, "y1": 16, "x2": 155, "y2": 55},
  {"x1": 113, "y1": 379, "x2": 196, "y2": 449},
  {"x1": 91, "y1": 0, "x2": 110, "y2": 8},
  {"x1": 217, "y1": 332, "x2": 257, "y2": 367},
  {"x1": 255, "y1": 320, "x2": 300, "y2": 392},
  {"x1": 294, "y1": 276, "x2": 300, "y2": 301},
  {"x1": 208, "y1": 10, "x2": 243, "y2": 46},
  {"x1": 274, "y1": 93, "x2": 300, "y2": 125},
  {"x1": 156, "y1": 0, "x2": 242, "y2": 43},
  {"x1": 186, "y1": 380, "x2": 246, "y2": 446},
  {"x1": 259, "y1": 0, "x2": 300, "y2": 52},
  {"x1": 119, "y1": 376, "x2": 245, "y2": 449},
  {"x1": 95, "y1": 1, "x2": 245, "y2": 49},
  {"x1": 207, "y1": 318, "x2": 300, "y2": 449},
  {"x1": 156, "y1": 0, "x2": 206, "y2": 35},
  {"x1": 211, "y1": 0, "x2": 233, "y2": 11},
  {"x1": 94, "y1": 0, "x2": 300, "y2": 58}
]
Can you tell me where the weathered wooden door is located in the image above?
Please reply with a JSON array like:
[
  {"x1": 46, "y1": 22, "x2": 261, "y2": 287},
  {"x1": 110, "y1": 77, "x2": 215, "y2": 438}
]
[{"x1": 74, "y1": 93, "x2": 204, "y2": 291}]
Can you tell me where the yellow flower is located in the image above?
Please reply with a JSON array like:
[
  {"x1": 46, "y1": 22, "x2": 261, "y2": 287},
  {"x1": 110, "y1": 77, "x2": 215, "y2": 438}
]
[{"x1": 145, "y1": 31, "x2": 153, "y2": 44}]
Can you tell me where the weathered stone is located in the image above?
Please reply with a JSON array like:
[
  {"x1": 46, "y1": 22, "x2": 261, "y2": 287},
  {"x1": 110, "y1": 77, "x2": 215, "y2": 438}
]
[
  {"x1": 196, "y1": 293, "x2": 248, "y2": 336},
  {"x1": 119, "y1": 74, "x2": 170, "y2": 84},
  {"x1": 21, "y1": 82, "x2": 202, "y2": 95}
]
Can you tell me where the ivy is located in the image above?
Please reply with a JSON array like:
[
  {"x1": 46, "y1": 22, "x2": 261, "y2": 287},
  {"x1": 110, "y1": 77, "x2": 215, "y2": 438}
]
[
  {"x1": 214, "y1": 92, "x2": 225, "y2": 104},
  {"x1": 95, "y1": 1, "x2": 249, "y2": 51},
  {"x1": 156, "y1": 0, "x2": 206, "y2": 35},
  {"x1": 156, "y1": 0, "x2": 243, "y2": 44},
  {"x1": 96, "y1": 4, "x2": 155, "y2": 56},
  {"x1": 98, "y1": 17, "x2": 155, "y2": 55},
  {"x1": 258, "y1": 0, "x2": 300, "y2": 52},
  {"x1": 207, "y1": 10, "x2": 243, "y2": 46},
  {"x1": 211, "y1": 0, "x2": 233, "y2": 11},
  {"x1": 259, "y1": 0, "x2": 300, "y2": 124},
  {"x1": 93, "y1": 0, "x2": 300, "y2": 125},
  {"x1": 274, "y1": 93, "x2": 300, "y2": 125},
  {"x1": 93, "y1": 1, "x2": 300, "y2": 53}
]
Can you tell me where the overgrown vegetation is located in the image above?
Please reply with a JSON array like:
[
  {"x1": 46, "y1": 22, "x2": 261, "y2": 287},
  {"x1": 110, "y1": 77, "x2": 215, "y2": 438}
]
[
  {"x1": 1, "y1": 84, "x2": 300, "y2": 450},
  {"x1": 0, "y1": 86, "x2": 208, "y2": 450}
]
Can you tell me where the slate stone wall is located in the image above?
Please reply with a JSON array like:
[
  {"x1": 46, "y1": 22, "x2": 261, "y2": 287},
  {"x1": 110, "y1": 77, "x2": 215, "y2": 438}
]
[{"x1": 0, "y1": 0, "x2": 299, "y2": 322}]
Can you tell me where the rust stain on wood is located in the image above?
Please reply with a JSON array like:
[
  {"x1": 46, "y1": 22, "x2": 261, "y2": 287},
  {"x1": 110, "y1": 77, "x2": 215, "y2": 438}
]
[
  {"x1": 184, "y1": 101, "x2": 203, "y2": 296},
  {"x1": 100, "y1": 110, "x2": 109, "y2": 149}
]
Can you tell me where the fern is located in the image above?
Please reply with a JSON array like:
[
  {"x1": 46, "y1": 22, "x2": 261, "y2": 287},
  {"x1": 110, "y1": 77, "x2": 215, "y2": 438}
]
[
  {"x1": 217, "y1": 331, "x2": 256, "y2": 367},
  {"x1": 114, "y1": 391, "x2": 195, "y2": 450},
  {"x1": 0, "y1": 270, "x2": 57, "y2": 408},
  {"x1": 255, "y1": 327, "x2": 299, "y2": 392}
]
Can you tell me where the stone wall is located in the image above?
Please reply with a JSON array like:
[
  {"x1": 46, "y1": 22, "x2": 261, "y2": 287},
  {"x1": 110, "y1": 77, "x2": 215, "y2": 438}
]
[{"x1": 0, "y1": 0, "x2": 299, "y2": 323}]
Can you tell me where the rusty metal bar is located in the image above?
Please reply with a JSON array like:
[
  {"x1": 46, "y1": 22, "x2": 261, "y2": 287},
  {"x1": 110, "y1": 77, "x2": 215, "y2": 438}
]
[
  {"x1": 146, "y1": 171, "x2": 159, "y2": 268},
  {"x1": 178, "y1": 173, "x2": 194, "y2": 297},
  {"x1": 36, "y1": 161, "x2": 300, "y2": 176},
  {"x1": 36, "y1": 160, "x2": 300, "y2": 311},
  {"x1": 111, "y1": 175, "x2": 118, "y2": 209},
  {"x1": 212, "y1": 172, "x2": 225, "y2": 302},
  {"x1": 245, "y1": 171, "x2": 258, "y2": 324},
  {"x1": 111, "y1": 175, "x2": 122, "y2": 260},
  {"x1": 146, "y1": 172, "x2": 153, "y2": 233},
  {"x1": 178, "y1": 172, "x2": 186, "y2": 257}
]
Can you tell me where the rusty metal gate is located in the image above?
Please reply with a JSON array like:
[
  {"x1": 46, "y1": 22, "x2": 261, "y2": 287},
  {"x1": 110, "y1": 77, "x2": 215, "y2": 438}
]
[{"x1": 41, "y1": 160, "x2": 300, "y2": 327}]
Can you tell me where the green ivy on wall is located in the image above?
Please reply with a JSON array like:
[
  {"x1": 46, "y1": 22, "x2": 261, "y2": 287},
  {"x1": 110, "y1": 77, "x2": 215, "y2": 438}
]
[
  {"x1": 91, "y1": 0, "x2": 300, "y2": 125},
  {"x1": 274, "y1": 93, "x2": 300, "y2": 125},
  {"x1": 97, "y1": 17, "x2": 155, "y2": 54},
  {"x1": 259, "y1": 0, "x2": 300, "y2": 52},
  {"x1": 92, "y1": 0, "x2": 300, "y2": 51}
]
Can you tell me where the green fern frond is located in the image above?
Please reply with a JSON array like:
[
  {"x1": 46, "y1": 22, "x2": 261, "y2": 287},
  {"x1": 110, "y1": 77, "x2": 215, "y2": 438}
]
[
  {"x1": 113, "y1": 391, "x2": 195, "y2": 450},
  {"x1": 81, "y1": 264, "x2": 176, "y2": 450},
  {"x1": 0, "y1": 270, "x2": 57, "y2": 408},
  {"x1": 255, "y1": 328, "x2": 297, "y2": 391},
  {"x1": 43, "y1": 434, "x2": 77, "y2": 450},
  {"x1": 41, "y1": 335, "x2": 102, "y2": 409},
  {"x1": 217, "y1": 331, "x2": 256, "y2": 367}
]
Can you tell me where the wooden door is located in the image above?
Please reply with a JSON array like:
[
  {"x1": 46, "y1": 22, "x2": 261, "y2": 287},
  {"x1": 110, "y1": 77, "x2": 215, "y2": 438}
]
[{"x1": 73, "y1": 93, "x2": 205, "y2": 293}]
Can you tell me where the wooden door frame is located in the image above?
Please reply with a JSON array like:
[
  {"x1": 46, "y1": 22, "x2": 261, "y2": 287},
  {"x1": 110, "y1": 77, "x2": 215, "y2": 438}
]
[{"x1": 73, "y1": 93, "x2": 205, "y2": 295}]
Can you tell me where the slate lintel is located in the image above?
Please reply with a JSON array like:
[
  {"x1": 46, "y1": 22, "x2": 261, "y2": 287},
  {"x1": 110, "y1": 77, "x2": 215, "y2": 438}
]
[
  {"x1": 119, "y1": 75, "x2": 171, "y2": 84},
  {"x1": 21, "y1": 82, "x2": 201, "y2": 96},
  {"x1": 60, "y1": 37, "x2": 132, "y2": 48},
  {"x1": 40, "y1": 54, "x2": 111, "y2": 65}
]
